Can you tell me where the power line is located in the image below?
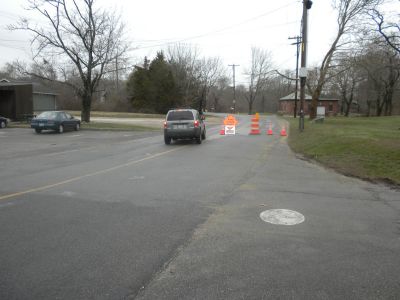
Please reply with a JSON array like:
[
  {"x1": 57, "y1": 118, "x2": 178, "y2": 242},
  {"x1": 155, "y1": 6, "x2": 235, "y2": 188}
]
[
  {"x1": 130, "y1": 19, "x2": 301, "y2": 49},
  {"x1": 0, "y1": 38, "x2": 28, "y2": 43},
  {"x1": 0, "y1": 43, "x2": 29, "y2": 52},
  {"x1": 129, "y1": 2, "x2": 298, "y2": 51}
]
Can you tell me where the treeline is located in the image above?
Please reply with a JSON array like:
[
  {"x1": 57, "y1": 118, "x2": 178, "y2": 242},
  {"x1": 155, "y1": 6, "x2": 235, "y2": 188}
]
[
  {"x1": 2, "y1": 0, "x2": 399, "y2": 119},
  {"x1": 308, "y1": 37, "x2": 400, "y2": 117},
  {"x1": 2, "y1": 40, "x2": 399, "y2": 116}
]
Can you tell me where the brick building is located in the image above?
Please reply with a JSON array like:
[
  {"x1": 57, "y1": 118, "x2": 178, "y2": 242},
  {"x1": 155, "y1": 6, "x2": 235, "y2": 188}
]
[{"x1": 279, "y1": 92, "x2": 340, "y2": 116}]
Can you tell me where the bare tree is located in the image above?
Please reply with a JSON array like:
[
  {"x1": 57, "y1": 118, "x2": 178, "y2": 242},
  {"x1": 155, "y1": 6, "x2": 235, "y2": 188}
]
[
  {"x1": 332, "y1": 54, "x2": 364, "y2": 116},
  {"x1": 9, "y1": 0, "x2": 128, "y2": 122},
  {"x1": 0, "y1": 61, "x2": 25, "y2": 79},
  {"x1": 167, "y1": 44, "x2": 226, "y2": 112},
  {"x1": 207, "y1": 76, "x2": 231, "y2": 112},
  {"x1": 167, "y1": 44, "x2": 201, "y2": 107},
  {"x1": 245, "y1": 47, "x2": 274, "y2": 114},
  {"x1": 358, "y1": 39, "x2": 400, "y2": 116},
  {"x1": 369, "y1": 3, "x2": 400, "y2": 54},
  {"x1": 308, "y1": 0, "x2": 380, "y2": 119},
  {"x1": 195, "y1": 57, "x2": 226, "y2": 113},
  {"x1": 305, "y1": 66, "x2": 321, "y2": 95}
]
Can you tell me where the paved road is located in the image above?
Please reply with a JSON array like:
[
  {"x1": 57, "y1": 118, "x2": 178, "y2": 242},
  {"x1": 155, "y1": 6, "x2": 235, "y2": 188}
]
[{"x1": 0, "y1": 115, "x2": 399, "y2": 299}]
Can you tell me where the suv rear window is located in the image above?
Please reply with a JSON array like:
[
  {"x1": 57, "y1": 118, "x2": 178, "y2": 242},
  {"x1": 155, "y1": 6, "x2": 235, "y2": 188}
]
[{"x1": 167, "y1": 111, "x2": 194, "y2": 121}]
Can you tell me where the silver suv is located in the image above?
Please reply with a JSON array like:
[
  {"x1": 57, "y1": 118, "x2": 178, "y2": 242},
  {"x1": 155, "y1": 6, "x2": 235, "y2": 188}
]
[{"x1": 163, "y1": 109, "x2": 206, "y2": 144}]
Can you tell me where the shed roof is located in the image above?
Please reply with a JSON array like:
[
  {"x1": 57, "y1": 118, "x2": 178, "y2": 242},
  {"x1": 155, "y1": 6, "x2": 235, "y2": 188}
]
[
  {"x1": 0, "y1": 81, "x2": 32, "y2": 87},
  {"x1": 280, "y1": 92, "x2": 312, "y2": 101},
  {"x1": 280, "y1": 92, "x2": 339, "y2": 101},
  {"x1": 0, "y1": 79, "x2": 57, "y2": 95}
]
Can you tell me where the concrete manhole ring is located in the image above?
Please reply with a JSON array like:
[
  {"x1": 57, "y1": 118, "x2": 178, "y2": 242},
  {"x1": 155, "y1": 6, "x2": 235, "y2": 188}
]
[{"x1": 260, "y1": 209, "x2": 305, "y2": 225}]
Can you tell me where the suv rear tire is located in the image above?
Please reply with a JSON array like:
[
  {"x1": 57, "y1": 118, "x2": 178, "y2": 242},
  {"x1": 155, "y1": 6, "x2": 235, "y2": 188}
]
[{"x1": 164, "y1": 135, "x2": 171, "y2": 145}]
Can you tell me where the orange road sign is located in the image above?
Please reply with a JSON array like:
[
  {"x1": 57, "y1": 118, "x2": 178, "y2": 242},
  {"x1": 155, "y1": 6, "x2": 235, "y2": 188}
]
[{"x1": 223, "y1": 115, "x2": 238, "y2": 126}]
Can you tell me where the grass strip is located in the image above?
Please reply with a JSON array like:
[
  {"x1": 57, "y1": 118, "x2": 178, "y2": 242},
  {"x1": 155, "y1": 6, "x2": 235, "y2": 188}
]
[
  {"x1": 8, "y1": 121, "x2": 159, "y2": 132},
  {"x1": 285, "y1": 116, "x2": 400, "y2": 187},
  {"x1": 81, "y1": 122, "x2": 159, "y2": 131},
  {"x1": 66, "y1": 111, "x2": 164, "y2": 119}
]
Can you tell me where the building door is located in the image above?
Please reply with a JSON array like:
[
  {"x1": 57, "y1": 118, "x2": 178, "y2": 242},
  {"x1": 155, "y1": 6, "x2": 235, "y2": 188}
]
[{"x1": 0, "y1": 90, "x2": 15, "y2": 119}]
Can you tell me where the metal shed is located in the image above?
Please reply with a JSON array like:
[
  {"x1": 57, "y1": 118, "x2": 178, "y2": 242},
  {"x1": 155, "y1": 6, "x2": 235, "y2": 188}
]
[{"x1": 0, "y1": 81, "x2": 33, "y2": 120}]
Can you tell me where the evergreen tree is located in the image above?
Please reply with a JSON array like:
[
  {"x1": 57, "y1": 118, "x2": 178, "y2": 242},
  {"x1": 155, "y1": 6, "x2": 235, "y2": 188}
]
[{"x1": 127, "y1": 52, "x2": 181, "y2": 113}]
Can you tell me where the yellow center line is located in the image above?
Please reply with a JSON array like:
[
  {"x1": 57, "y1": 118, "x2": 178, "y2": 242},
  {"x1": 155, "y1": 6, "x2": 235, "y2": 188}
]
[{"x1": 0, "y1": 147, "x2": 183, "y2": 201}]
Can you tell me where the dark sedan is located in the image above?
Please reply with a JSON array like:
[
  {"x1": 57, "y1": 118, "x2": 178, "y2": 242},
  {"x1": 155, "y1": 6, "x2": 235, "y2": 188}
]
[
  {"x1": 31, "y1": 111, "x2": 80, "y2": 133},
  {"x1": 0, "y1": 115, "x2": 8, "y2": 129}
]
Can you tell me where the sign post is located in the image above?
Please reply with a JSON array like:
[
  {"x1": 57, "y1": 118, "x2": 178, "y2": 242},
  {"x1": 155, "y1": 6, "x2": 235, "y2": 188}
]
[{"x1": 223, "y1": 115, "x2": 238, "y2": 135}]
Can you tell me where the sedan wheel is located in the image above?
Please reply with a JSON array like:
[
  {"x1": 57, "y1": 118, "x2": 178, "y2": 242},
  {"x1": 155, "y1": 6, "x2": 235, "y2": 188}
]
[
  {"x1": 58, "y1": 124, "x2": 64, "y2": 134},
  {"x1": 75, "y1": 123, "x2": 80, "y2": 131},
  {"x1": 0, "y1": 121, "x2": 6, "y2": 128},
  {"x1": 35, "y1": 128, "x2": 42, "y2": 134}
]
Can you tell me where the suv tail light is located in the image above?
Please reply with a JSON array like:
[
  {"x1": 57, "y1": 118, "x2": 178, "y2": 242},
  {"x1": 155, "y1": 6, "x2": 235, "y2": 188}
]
[
  {"x1": 194, "y1": 120, "x2": 200, "y2": 128},
  {"x1": 163, "y1": 121, "x2": 167, "y2": 129}
]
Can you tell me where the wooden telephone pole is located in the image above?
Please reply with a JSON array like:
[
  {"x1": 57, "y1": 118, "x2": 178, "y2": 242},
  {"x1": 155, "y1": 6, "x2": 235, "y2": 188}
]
[
  {"x1": 289, "y1": 36, "x2": 302, "y2": 118},
  {"x1": 299, "y1": 0, "x2": 312, "y2": 131},
  {"x1": 228, "y1": 64, "x2": 240, "y2": 114}
]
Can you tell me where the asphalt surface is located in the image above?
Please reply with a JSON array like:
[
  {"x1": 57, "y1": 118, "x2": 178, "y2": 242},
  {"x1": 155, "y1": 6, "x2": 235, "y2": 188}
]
[{"x1": 0, "y1": 115, "x2": 399, "y2": 300}]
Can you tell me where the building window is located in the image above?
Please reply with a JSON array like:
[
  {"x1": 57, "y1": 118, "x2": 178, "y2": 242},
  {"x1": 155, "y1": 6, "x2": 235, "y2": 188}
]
[{"x1": 328, "y1": 102, "x2": 333, "y2": 111}]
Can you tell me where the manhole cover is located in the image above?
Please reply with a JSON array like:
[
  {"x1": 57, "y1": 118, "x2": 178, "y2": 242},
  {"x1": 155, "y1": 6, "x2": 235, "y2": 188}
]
[{"x1": 260, "y1": 209, "x2": 305, "y2": 225}]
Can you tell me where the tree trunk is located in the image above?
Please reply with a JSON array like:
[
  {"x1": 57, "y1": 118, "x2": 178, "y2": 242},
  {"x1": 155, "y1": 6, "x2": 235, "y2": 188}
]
[
  {"x1": 248, "y1": 101, "x2": 253, "y2": 115},
  {"x1": 341, "y1": 99, "x2": 345, "y2": 115},
  {"x1": 310, "y1": 85, "x2": 322, "y2": 119},
  {"x1": 344, "y1": 100, "x2": 352, "y2": 117},
  {"x1": 341, "y1": 89, "x2": 347, "y2": 115},
  {"x1": 198, "y1": 88, "x2": 206, "y2": 113},
  {"x1": 366, "y1": 100, "x2": 371, "y2": 117},
  {"x1": 262, "y1": 95, "x2": 265, "y2": 113},
  {"x1": 344, "y1": 91, "x2": 354, "y2": 117},
  {"x1": 384, "y1": 96, "x2": 389, "y2": 116},
  {"x1": 81, "y1": 93, "x2": 92, "y2": 122},
  {"x1": 385, "y1": 85, "x2": 394, "y2": 116},
  {"x1": 376, "y1": 96, "x2": 384, "y2": 116},
  {"x1": 213, "y1": 96, "x2": 219, "y2": 112}
]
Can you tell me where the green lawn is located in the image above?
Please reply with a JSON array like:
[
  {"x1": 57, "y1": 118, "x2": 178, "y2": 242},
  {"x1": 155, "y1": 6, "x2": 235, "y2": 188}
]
[
  {"x1": 81, "y1": 122, "x2": 158, "y2": 131},
  {"x1": 285, "y1": 116, "x2": 400, "y2": 186},
  {"x1": 9, "y1": 121, "x2": 158, "y2": 131},
  {"x1": 66, "y1": 111, "x2": 164, "y2": 119}
]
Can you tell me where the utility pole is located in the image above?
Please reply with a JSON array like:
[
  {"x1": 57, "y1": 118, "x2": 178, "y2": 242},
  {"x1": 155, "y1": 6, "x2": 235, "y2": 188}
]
[
  {"x1": 228, "y1": 64, "x2": 240, "y2": 114},
  {"x1": 289, "y1": 36, "x2": 302, "y2": 118},
  {"x1": 299, "y1": 0, "x2": 312, "y2": 131}
]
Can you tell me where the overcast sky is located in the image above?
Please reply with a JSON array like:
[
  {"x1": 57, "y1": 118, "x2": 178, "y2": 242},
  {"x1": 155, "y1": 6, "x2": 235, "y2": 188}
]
[{"x1": 0, "y1": 0, "x2": 373, "y2": 85}]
